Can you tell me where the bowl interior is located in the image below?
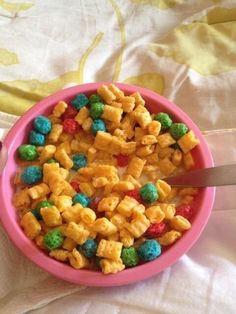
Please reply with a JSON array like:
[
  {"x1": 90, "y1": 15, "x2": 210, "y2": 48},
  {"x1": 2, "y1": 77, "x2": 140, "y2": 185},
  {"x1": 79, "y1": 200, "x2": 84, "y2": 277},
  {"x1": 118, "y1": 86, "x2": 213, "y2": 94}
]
[{"x1": 0, "y1": 83, "x2": 215, "y2": 286}]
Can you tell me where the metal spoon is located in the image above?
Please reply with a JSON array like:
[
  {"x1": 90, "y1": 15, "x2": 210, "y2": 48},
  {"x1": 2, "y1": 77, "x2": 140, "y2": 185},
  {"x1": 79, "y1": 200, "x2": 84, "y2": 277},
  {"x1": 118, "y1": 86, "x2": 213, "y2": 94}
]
[{"x1": 164, "y1": 164, "x2": 236, "y2": 187}]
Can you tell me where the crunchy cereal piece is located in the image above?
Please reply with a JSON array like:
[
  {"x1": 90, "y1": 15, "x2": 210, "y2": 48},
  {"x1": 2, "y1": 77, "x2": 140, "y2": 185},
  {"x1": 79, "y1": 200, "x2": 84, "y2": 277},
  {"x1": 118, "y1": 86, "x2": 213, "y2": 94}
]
[
  {"x1": 136, "y1": 145, "x2": 154, "y2": 157},
  {"x1": 54, "y1": 148, "x2": 73, "y2": 170},
  {"x1": 120, "y1": 114, "x2": 136, "y2": 139},
  {"x1": 87, "y1": 147, "x2": 97, "y2": 163},
  {"x1": 132, "y1": 105, "x2": 152, "y2": 129},
  {"x1": 49, "y1": 249, "x2": 70, "y2": 262},
  {"x1": 158, "y1": 230, "x2": 182, "y2": 246},
  {"x1": 120, "y1": 141, "x2": 136, "y2": 155},
  {"x1": 178, "y1": 187, "x2": 198, "y2": 196},
  {"x1": 62, "y1": 204, "x2": 83, "y2": 223},
  {"x1": 35, "y1": 235, "x2": 44, "y2": 249},
  {"x1": 74, "y1": 107, "x2": 89, "y2": 125},
  {"x1": 145, "y1": 153, "x2": 159, "y2": 164},
  {"x1": 79, "y1": 182, "x2": 95, "y2": 197},
  {"x1": 53, "y1": 195, "x2": 72, "y2": 212},
  {"x1": 126, "y1": 156, "x2": 146, "y2": 179},
  {"x1": 94, "y1": 131, "x2": 113, "y2": 151},
  {"x1": 108, "y1": 83, "x2": 124, "y2": 99},
  {"x1": 97, "y1": 196, "x2": 120, "y2": 212},
  {"x1": 130, "y1": 92, "x2": 145, "y2": 107},
  {"x1": 159, "y1": 203, "x2": 176, "y2": 220},
  {"x1": 47, "y1": 114, "x2": 61, "y2": 125},
  {"x1": 119, "y1": 228, "x2": 134, "y2": 248},
  {"x1": 124, "y1": 213, "x2": 150, "y2": 238},
  {"x1": 172, "y1": 148, "x2": 183, "y2": 166},
  {"x1": 20, "y1": 212, "x2": 41, "y2": 239},
  {"x1": 69, "y1": 248, "x2": 90, "y2": 269},
  {"x1": 177, "y1": 130, "x2": 200, "y2": 153},
  {"x1": 13, "y1": 188, "x2": 31, "y2": 208},
  {"x1": 40, "y1": 206, "x2": 62, "y2": 227},
  {"x1": 141, "y1": 135, "x2": 157, "y2": 145},
  {"x1": 107, "y1": 232, "x2": 120, "y2": 241},
  {"x1": 48, "y1": 124, "x2": 63, "y2": 143},
  {"x1": 62, "y1": 237, "x2": 77, "y2": 251},
  {"x1": 134, "y1": 127, "x2": 146, "y2": 143},
  {"x1": 93, "y1": 218, "x2": 117, "y2": 236},
  {"x1": 110, "y1": 101, "x2": 123, "y2": 109},
  {"x1": 112, "y1": 181, "x2": 134, "y2": 192},
  {"x1": 65, "y1": 222, "x2": 90, "y2": 245},
  {"x1": 116, "y1": 196, "x2": 139, "y2": 218},
  {"x1": 82, "y1": 117, "x2": 93, "y2": 132},
  {"x1": 156, "y1": 179, "x2": 171, "y2": 202},
  {"x1": 53, "y1": 101, "x2": 68, "y2": 117},
  {"x1": 28, "y1": 183, "x2": 50, "y2": 200},
  {"x1": 98, "y1": 85, "x2": 116, "y2": 104},
  {"x1": 39, "y1": 145, "x2": 56, "y2": 163},
  {"x1": 147, "y1": 121, "x2": 161, "y2": 137},
  {"x1": 157, "y1": 133, "x2": 176, "y2": 148},
  {"x1": 123, "y1": 174, "x2": 142, "y2": 189},
  {"x1": 93, "y1": 164, "x2": 117, "y2": 177},
  {"x1": 120, "y1": 96, "x2": 135, "y2": 113},
  {"x1": 100, "y1": 258, "x2": 125, "y2": 274},
  {"x1": 132, "y1": 204, "x2": 146, "y2": 217},
  {"x1": 102, "y1": 105, "x2": 123, "y2": 124},
  {"x1": 80, "y1": 207, "x2": 96, "y2": 224},
  {"x1": 92, "y1": 176, "x2": 109, "y2": 188},
  {"x1": 170, "y1": 215, "x2": 191, "y2": 231},
  {"x1": 183, "y1": 151, "x2": 195, "y2": 170},
  {"x1": 59, "y1": 168, "x2": 69, "y2": 180},
  {"x1": 180, "y1": 195, "x2": 194, "y2": 204},
  {"x1": 110, "y1": 213, "x2": 127, "y2": 230},
  {"x1": 59, "y1": 132, "x2": 73, "y2": 143},
  {"x1": 158, "y1": 147, "x2": 174, "y2": 159},
  {"x1": 57, "y1": 141, "x2": 71, "y2": 154},
  {"x1": 96, "y1": 239, "x2": 123, "y2": 261},
  {"x1": 158, "y1": 158, "x2": 176, "y2": 176},
  {"x1": 113, "y1": 128, "x2": 127, "y2": 141},
  {"x1": 106, "y1": 136, "x2": 123, "y2": 155},
  {"x1": 165, "y1": 187, "x2": 179, "y2": 202},
  {"x1": 145, "y1": 205, "x2": 165, "y2": 223}
]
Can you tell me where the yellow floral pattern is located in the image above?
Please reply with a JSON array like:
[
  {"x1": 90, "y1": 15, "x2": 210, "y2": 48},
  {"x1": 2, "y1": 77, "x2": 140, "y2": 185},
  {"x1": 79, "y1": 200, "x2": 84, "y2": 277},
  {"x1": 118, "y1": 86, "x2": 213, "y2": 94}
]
[
  {"x1": 130, "y1": 0, "x2": 184, "y2": 10},
  {"x1": 150, "y1": 8, "x2": 236, "y2": 75},
  {"x1": 124, "y1": 73, "x2": 164, "y2": 94},
  {"x1": 0, "y1": 0, "x2": 33, "y2": 13},
  {"x1": 0, "y1": 48, "x2": 19, "y2": 65}
]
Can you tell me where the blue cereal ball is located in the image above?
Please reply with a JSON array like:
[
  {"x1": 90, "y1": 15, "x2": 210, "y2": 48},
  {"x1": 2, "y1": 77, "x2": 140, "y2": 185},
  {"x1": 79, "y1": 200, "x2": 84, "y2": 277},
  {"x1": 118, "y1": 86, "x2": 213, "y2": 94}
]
[
  {"x1": 72, "y1": 154, "x2": 87, "y2": 170},
  {"x1": 79, "y1": 239, "x2": 97, "y2": 258},
  {"x1": 33, "y1": 115, "x2": 52, "y2": 135},
  {"x1": 72, "y1": 94, "x2": 89, "y2": 110},
  {"x1": 21, "y1": 166, "x2": 42, "y2": 185},
  {"x1": 137, "y1": 239, "x2": 161, "y2": 262},
  {"x1": 91, "y1": 119, "x2": 106, "y2": 135},
  {"x1": 72, "y1": 193, "x2": 90, "y2": 207},
  {"x1": 29, "y1": 130, "x2": 45, "y2": 146},
  {"x1": 140, "y1": 183, "x2": 159, "y2": 203}
]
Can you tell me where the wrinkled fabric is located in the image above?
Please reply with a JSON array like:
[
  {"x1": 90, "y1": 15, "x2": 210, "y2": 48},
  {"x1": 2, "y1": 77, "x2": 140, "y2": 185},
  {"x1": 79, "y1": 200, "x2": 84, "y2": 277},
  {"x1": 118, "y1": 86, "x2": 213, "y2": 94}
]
[{"x1": 0, "y1": 0, "x2": 236, "y2": 313}]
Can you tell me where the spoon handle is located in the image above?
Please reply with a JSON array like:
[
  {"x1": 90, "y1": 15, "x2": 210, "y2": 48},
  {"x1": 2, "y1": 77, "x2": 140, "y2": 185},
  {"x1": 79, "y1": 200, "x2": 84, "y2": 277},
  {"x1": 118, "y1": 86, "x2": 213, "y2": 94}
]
[{"x1": 164, "y1": 164, "x2": 236, "y2": 187}]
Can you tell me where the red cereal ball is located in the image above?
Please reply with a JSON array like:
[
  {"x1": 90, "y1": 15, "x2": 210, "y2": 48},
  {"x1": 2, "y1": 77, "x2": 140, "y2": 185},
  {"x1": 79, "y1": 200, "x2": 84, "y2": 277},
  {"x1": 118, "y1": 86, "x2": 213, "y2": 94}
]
[
  {"x1": 176, "y1": 204, "x2": 193, "y2": 220},
  {"x1": 70, "y1": 181, "x2": 80, "y2": 192},
  {"x1": 117, "y1": 154, "x2": 129, "y2": 167},
  {"x1": 146, "y1": 222, "x2": 167, "y2": 238},
  {"x1": 62, "y1": 105, "x2": 78, "y2": 120},
  {"x1": 62, "y1": 118, "x2": 80, "y2": 134},
  {"x1": 125, "y1": 189, "x2": 141, "y2": 202}
]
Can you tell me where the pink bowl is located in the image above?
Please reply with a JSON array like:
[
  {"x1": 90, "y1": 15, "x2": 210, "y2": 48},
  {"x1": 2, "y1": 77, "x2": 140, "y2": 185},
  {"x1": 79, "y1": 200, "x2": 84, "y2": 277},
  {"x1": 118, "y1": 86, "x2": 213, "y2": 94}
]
[{"x1": 0, "y1": 83, "x2": 215, "y2": 286}]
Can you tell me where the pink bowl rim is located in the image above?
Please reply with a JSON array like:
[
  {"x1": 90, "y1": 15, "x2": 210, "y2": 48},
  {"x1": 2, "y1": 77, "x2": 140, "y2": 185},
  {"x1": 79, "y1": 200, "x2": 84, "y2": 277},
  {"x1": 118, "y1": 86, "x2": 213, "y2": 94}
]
[{"x1": 0, "y1": 82, "x2": 215, "y2": 286}]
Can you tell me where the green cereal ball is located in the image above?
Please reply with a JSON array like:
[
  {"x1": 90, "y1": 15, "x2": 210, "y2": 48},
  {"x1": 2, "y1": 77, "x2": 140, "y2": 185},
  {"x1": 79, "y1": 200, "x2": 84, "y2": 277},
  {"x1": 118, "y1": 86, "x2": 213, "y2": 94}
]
[
  {"x1": 43, "y1": 229, "x2": 64, "y2": 251},
  {"x1": 89, "y1": 102, "x2": 104, "y2": 119},
  {"x1": 154, "y1": 112, "x2": 172, "y2": 130},
  {"x1": 170, "y1": 123, "x2": 188, "y2": 140},
  {"x1": 121, "y1": 247, "x2": 139, "y2": 267},
  {"x1": 18, "y1": 144, "x2": 38, "y2": 161},
  {"x1": 89, "y1": 94, "x2": 103, "y2": 104},
  {"x1": 36, "y1": 200, "x2": 54, "y2": 210},
  {"x1": 140, "y1": 183, "x2": 159, "y2": 203}
]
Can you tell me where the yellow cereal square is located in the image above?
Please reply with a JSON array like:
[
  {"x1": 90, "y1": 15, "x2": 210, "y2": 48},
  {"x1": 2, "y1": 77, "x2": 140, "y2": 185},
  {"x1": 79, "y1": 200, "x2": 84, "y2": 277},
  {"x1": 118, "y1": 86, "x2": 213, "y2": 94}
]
[
  {"x1": 98, "y1": 196, "x2": 120, "y2": 212},
  {"x1": 126, "y1": 156, "x2": 146, "y2": 178},
  {"x1": 147, "y1": 121, "x2": 161, "y2": 137},
  {"x1": 102, "y1": 105, "x2": 123, "y2": 124},
  {"x1": 183, "y1": 151, "x2": 195, "y2": 170},
  {"x1": 177, "y1": 130, "x2": 200, "y2": 153},
  {"x1": 108, "y1": 83, "x2": 124, "y2": 99},
  {"x1": 157, "y1": 133, "x2": 176, "y2": 148},
  {"x1": 98, "y1": 85, "x2": 116, "y2": 104},
  {"x1": 158, "y1": 157, "x2": 176, "y2": 176},
  {"x1": 96, "y1": 239, "x2": 123, "y2": 261}
]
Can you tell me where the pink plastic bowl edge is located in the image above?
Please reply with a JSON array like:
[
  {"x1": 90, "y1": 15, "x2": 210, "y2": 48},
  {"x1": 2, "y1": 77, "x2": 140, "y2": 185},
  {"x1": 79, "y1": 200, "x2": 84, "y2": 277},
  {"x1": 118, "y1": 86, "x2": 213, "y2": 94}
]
[{"x1": 0, "y1": 83, "x2": 215, "y2": 287}]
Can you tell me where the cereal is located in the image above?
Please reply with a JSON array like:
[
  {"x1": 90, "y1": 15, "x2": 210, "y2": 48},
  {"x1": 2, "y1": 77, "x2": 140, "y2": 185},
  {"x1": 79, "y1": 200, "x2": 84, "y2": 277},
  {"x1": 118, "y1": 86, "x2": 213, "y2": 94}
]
[{"x1": 13, "y1": 83, "x2": 200, "y2": 274}]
